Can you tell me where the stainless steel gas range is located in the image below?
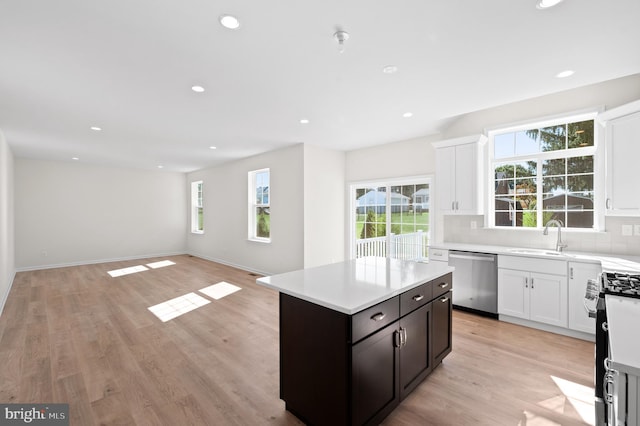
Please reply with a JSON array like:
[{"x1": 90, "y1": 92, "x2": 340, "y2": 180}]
[{"x1": 585, "y1": 271, "x2": 640, "y2": 426}]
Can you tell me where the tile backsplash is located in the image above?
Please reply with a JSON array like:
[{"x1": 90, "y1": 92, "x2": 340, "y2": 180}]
[{"x1": 444, "y1": 215, "x2": 640, "y2": 256}]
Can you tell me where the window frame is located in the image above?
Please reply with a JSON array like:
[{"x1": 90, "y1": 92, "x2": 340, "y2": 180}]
[
  {"x1": 191, "y1": 180, "x2": 204, "y2": 234},
  {"x1": 486, "y1": 109, "x2": 604, "y2": 231},
  {"x1": 248, "y1": 168, "x2": 271, "y2": 243},
  {"x1": 349, "y1": 175, "x2": 434, "y2": 260}
]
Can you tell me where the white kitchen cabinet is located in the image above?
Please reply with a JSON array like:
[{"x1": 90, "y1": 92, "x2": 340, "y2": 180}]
[
  {"x1": 568, "y1": 261, "x2": 601, "y2": 334},
  {"x1": 498, "y1": 256, "x2": 568, "y2": 328},
  {"x1": 597, "y1": 100, "x2": 640, "y2": 216},
  {"x1": 433, "y1": 135, "x2": 487, "y2": 215}
]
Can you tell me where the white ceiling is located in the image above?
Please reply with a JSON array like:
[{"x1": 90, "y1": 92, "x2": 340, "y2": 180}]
[{"x1": 1, "y1": 0, "x2": 639, "y2": 173}]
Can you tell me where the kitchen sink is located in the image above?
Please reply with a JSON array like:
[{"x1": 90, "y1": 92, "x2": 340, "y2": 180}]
[{"x1": 507, "y1": 248, "x2": 567, "y2": 256}]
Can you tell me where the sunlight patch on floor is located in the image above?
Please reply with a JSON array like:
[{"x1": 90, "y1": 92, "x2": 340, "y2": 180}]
[
  {"x1": 147, "y1": 292, "x2": 211, "y2": 322},
  {"x1": 146, "y1": 260, "x2": 176, "y2": 269},
  {"x1": 108, "y1": 265, "x2": 149, "y2": 277},
  {"x1": 199, "y1": 282, "x2": 242, "y2": 300},
  {"x1": 549, "y1": 375, "x2": 595, "y2": 425},
  {"x1": 518, "y1": 411, "x2": 561, "y2": 426}
]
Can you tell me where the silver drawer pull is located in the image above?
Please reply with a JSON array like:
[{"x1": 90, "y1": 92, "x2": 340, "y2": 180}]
[
  {"x1": 371, "y1": 312, "x2": 386, "y2": 321},
  {"x1": 438, "y1": 282, "x2": 449, "y2": 288},
  {"x1": 440, "y1": 297, "x2": 449, "y2": 303},
  {"x1": 412, "y1": 295, "x2": 424, "y2": 302}
]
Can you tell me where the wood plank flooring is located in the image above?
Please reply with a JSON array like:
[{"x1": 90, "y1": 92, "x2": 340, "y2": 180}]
[{"x1": 0, "y1": 255, "x2": 595, "y2": 425}]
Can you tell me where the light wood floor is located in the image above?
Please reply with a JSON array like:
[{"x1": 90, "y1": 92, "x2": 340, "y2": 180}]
[{"x1": 0, "y1": 255, "x2": 595, "y2": 425}]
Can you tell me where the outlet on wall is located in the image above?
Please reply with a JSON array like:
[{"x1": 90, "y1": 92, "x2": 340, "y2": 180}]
[
  {"x1": 470, "y1": 221, "x2": 477, "y2": 229},
  {"x1": 622, "y1": 224, "x2": 633, "y2": 236}
]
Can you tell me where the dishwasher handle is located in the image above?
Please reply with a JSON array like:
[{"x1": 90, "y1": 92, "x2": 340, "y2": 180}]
[{"x1": 449, "y1": 252, "x2": 496, "y2": 262}]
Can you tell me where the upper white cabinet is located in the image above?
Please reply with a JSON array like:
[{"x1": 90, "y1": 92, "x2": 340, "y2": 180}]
[
  {"x1": 597, "y1": 100, "x2": 640, "y2": 216},
  {"x1": 433, "y1": 134, "x2": 487, "y2": 215}
]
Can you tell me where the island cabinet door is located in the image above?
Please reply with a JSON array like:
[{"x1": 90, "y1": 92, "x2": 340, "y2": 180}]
[
  {"x1": 352, "y1": 323, "x2": 400, "y2": 426},
  {"x1": 432, "y1": 290, "x2": 452, "y2": 366},
  {"x1": 399, "y1": 303, "x2": 432, "y2": 400}
]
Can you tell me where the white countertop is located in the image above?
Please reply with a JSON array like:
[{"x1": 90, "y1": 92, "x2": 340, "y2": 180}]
[
  {"x1": 605, "y1": 295, "x2": 640, "y2": 376},
  {"x1": 429, "y1": 242, "x2": 640, "y2": 272},
  {"x1": 256, "y1": 257, "x2": 454, "y2": 315}
]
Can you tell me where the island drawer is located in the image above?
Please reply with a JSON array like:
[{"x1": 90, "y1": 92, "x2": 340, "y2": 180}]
[
  {"x1": 400, "y1": 281, "x2": 433, "y2": 316},
  {"x1": 351, "y1": 296, "x2": 399, "y2": 343},
  {"x1": 432, "y1": 273, "x2": 453, "y2": 299}
]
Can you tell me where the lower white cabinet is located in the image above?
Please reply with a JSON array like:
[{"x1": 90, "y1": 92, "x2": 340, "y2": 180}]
[
  {"x1": 498, "y1": 256, "x2": 568, "y2": 328},
  {"x1": 568, "y1": 261, "x2": 601, "y2": 334}
]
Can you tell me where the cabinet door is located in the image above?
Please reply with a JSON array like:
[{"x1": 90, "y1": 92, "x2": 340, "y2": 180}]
[
  {"x1": 529, "y1": 272, "x2": 567, "y2": 327},
  {"x1": 606, "y1": 111, "x2": 640, "y2": 215},
  {"x1": 568, "y1": 262, "x2": 600, "y2": 334},
  {"x1": 399, "y1": 303, "x2": 431, "y2": 400},
  {"x1": 498, "y1": 269, "x2": 529, "y2": 319},
  {"x1": 352, "y1": 323, "x2": 399, "y2": 426},
  {"x1": 432, "y1": 290, "x2": 452, "y2": 366},
  {"x1": 436, "y1": 145, "x2": 456, "y2": 213},
  {"x1": 454, "y1": 143, "x2": 478, "y2": 214}
]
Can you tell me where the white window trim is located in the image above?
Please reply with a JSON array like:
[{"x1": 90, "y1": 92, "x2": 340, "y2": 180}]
[
  {"x1": 348, "y1": 175, "x2": 434, "y2": 259},
  {"x1": 248, "y1": 168, "x2": 271, "y2": 243},
  {"x1": 485, "y1": 109, "x2": 604, "y2": 232},
  {"x1": 191, "y1": 180, "x2": 204, "y2": 234}
]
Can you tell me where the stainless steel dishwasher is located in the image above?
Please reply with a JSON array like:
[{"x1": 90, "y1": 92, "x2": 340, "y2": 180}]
[{"x1": 448, "y1": 250, "x2": 497, "y2": 317}]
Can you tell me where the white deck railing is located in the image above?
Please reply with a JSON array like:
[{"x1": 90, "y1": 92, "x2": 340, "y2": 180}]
[{"x1": 355, "y1": 231, "x2": 428, "y2": 261}]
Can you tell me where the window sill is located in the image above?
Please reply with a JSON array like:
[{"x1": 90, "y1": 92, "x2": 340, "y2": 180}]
[
  {"x1": 248, "y1": 237, "x2": 271, "y2": 244},
  {"x1": 191, "y1": 231, "x2": 204, "y2": 235}
]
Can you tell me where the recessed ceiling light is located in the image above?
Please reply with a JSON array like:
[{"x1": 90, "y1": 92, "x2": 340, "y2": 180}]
[
  {"x1": 72, "y1": 157, "x2": 79, "y2": 161},
  {"x1": 209, "y1": 146, "x2": 217, "y2": 150},
  {"x1": 382, "y1": 65, "x2": 398, "y2": 74},
  {"x1": 157, "y1": 165, "x2": 164, "y2": 169},
  {"x1": 536, "y1": 0, "x2": 564, "y2": 9},
  {"x1": 556, "y1": 70, "x2": 574, "y2": 78},
  {"x1": 300, "y1": 119, "x2": 310, "y2": 124},
  {"x1": 90, "y1": 126, "x2": 101, "y2": 131},
  {"x1": 403, "y1": 112, "x2": 413, "y2": 118},
  {"x1": 219, "y1": 14, "x2": 240, "y2": 29},
  {"x1": 191, "y1": 85, "x2": 205, "y2": 93}
]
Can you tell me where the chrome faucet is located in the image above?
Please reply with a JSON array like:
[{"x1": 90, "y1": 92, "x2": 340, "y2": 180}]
[{"x1": 543, "y1": 219, "x2": 568, "y2": 252}]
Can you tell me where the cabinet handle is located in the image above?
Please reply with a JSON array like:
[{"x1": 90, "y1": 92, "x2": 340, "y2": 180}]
[
  {"x1": 371, "y1": 312, "x2": 386, "y2": 322},
  {"x1": 531, "y1": 278, "x2": 534, "y2": 289},
  {"x1": 402, "y1": 328, "x2": 408, "y2": 347},
  {"x1": 525, "y1": 277, "x2": 528, "y2": 288},
  {"x1": 570, "y1": 267, "x2": 574, "y2": 280},
  {"x1": 412, "y1": 294, "x2": 424, "y2": 302},
  {"x1": 440, "y1": 297, "x2": 449, "y2": 303},
  {"x1": 456, "y1": 201, "x2": 459, "y2": 210},
  {"x1": 393, "y1": 330, "x2": 401, "y2": 348},
  {"x1": 606, "y1": 198, "x2": 611, "y2": 209},
  {"x1": 452, "y1": 202, "x2": 455, "y2": 210},
  {"x1": 438, "y1": 282, "x2": 449, "y2": 288}
]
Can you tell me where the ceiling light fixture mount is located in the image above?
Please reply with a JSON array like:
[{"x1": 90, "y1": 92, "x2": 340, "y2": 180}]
[
  {"x1": 219, "y1": 14, "x2": 240, "y2": 29},
  {"x1": 556, "y1": 69, "x2": 575, "y2": 78},
  {"x1": 536, "y1": 0, "x2": 564, "y2": 9},
  {"x1": 334, "y1": 30, "x2": 350, "y2": 54}
]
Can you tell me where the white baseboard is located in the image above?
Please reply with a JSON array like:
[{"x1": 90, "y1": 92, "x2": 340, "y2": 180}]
[
  {"x1": 15, "y1": 251, "x2": 187, "y2": 272},
  {"x1": 499, "y1": 314, "x2": 595, "y2": 342},
  {"x1": 0, "y1": 270, "x2": 16, "y2": 318},
  {"x1": 187, "y1": 252, "x2": 271, "y2": 277}
]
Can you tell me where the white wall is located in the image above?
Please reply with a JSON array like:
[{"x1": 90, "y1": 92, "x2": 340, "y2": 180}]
[
  {"x1": 303, "y1": 145, "x2": 345, "y2": 268},
  {"x1": 0, "y1": 130, "x2": 15, "y2": 315},
  {"x1": 187, "y1": 144, "x2": 305, "y2": 275},
  {"x1": 345, "y1": 134, "x2": 441, "y2": 183},
  {"x1": 15, "y1": 159, "x2": 187, "y2": 269}
]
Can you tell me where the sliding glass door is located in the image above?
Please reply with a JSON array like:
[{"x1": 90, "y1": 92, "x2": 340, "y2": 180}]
[{"x1": 351, "y1": 178, "x2": 431, "y2": 261}]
